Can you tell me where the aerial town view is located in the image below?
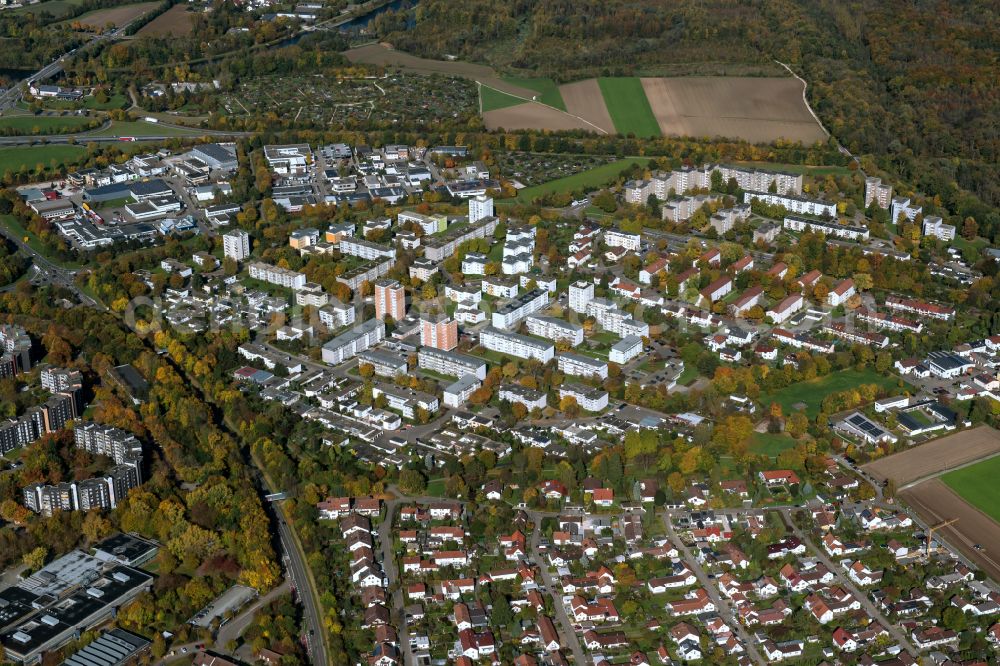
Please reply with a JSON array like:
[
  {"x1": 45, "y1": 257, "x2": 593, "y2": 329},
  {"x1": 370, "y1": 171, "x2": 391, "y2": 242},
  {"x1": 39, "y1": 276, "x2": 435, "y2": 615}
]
[{"x1": 0, "y1": 1, "x2": 998, "y2": 665}]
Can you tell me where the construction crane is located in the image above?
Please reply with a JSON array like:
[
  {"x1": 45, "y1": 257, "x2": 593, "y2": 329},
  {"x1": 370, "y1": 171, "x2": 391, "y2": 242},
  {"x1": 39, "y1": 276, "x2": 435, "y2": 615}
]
[{"x1": 927, "y1": 518, "x2": 959, "y2": 557}]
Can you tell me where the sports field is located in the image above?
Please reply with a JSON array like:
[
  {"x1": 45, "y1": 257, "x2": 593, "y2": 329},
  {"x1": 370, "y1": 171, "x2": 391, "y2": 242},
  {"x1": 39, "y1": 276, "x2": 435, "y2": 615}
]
[
  {"x1": 759, "y1": 368, "x2": 904, "y2": 419},
  {"x1": 597, "y1": 77, "x2": 661, "y2": 137},
  {"x1": 0, "y1": 145, "x2": 86, "y2": 176},
  {"x1": 513, "y1": 157, "x2": 651, "y2": 203}
]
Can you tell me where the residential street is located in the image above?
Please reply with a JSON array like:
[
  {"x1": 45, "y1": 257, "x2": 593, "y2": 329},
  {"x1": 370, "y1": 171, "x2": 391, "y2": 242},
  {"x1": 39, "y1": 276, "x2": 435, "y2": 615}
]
[
  {"x1": 663, "y1": 516, "x2": 766, "y2": 665},
  {"x1": 780, "y1": 508, "x2": 918, "y2": 658},
  {"x1": 526, "y1": 510, "x2": 588, "y2": 666}
]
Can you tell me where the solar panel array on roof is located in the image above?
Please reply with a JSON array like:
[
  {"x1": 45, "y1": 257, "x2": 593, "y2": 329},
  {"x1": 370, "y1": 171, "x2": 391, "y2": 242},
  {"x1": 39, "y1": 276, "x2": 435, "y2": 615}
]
[{"x1": 846, "y1": 413, "x2": 887, "y2": 439}]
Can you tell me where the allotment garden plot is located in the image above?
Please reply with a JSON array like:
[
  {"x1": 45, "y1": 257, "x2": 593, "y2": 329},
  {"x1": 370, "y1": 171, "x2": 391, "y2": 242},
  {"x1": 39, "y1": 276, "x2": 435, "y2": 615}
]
[{"x1": 218, "y1": 73, "x2": 478, "y2": 128}]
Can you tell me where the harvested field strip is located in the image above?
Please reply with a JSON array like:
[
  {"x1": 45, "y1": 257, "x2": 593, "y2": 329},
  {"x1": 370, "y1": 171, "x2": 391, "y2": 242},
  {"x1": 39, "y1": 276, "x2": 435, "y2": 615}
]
[
  {"x1": 66, "y1": 1, "x2": 159, "y2": 28},
  {"x1": 483, "y1": 102, "x2": 596, "y2": 133},
  {"x1": 135, "y1": 4, "x2": 194, "y2": 36},
  {"x1": 900, "y1": 479, "x2": 1000, "y2": 582},
  {"x1": 597, "y1": 77, "x2": 661, "y2": 138},
  {"x1": 639, "y1": 76, "x2": 826, "y2": 144},
  {"x1": 862, "y1": 426, "x2": 1000, "y2": 488},
  {"x1": 559, "y1": 79, "x2": 615, "y2": 134}
]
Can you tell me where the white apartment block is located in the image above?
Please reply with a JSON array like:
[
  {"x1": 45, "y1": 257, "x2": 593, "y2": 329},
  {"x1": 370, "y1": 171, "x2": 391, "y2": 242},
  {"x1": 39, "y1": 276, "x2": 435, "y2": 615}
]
[
  {"x1": 423, "y1": 216, "x2": 499, "y2": 262},
  {"x1": 609, "y1": 335, "x2": 643, "y2": 364},
  {"x1": 502, "y1": 253, "x2": 533, "y2": 276},
  {"x1": 714, "y1": 164, "x2": 802, "y2": 195},
  {"x1": 443, "y1": 374, "x2": 481, "y2": 408},
  {"x1": 623, "y1": 180, "x2": 652, "y2": 205},
  {"x1": 499, "y1": 384, "x2": 547, "y2": 411},
  {"x1": 321, "y1": 319, "x2": 385, "y2": 364},
  {"x1": 469, "y1": 195, "x2": 494, "y2": 223},
  {"x1": 462, "y1": 253, "x2": 488, "y2": 275},
  {"x1": 223, "y1": 229, "x2": 250, "y2": 261},
  {"x1": 783, "y1": 215, "x2": 869, "y2": 241},
  {"x1": 417, "y1": 347, "x2": 487, "y2": 380},
  {"x1": 556, "y1": 352, "x2": 609, "y2": 380},
  {"x1": 445, "y1": 284, "x2": 482, "y2": 305},
  {"x1": 491, "y1": 289, "x2": 549, "y2": 329},
  {"x1": 586, "y1": 299, "x2": 649, "y2": 339},
  {"x1": 480, "y1": 327, "x2": 554, "y2": 362},
  {"x1": 744, "y1": 191, "x2": 837, "y2": 217},
  {"x1": 295, "y1": 283, "x2": 328, "y2": 307},
  {"x1": 604, "y1": 229, "x2": 641, "y2": 251},
  {"x1": 827, "y1": 279, "x2": 856, "y2": 307},
  {"x1": 767, "y1": 293, "x2": 805, "y2": 324},
  {"x1": 890, "y1": 197, "x2": 922, "y2": 224},
  {"x1": 559, "y1": 383, "x2": 609, "y2": 412},
  {"x1": 922, "y1": 216, "x2": 956, "y2": 241},
  {"x1": 248, "y1": 262, "x2": 306, "y2": 289},
  {"x1": 662, "y1": 194, "x2": 719, "y2": 223},
  {"x1": 709, "y1": 203, "x2": 752, "y2": 235},
  {"x1": 482, "y1": 278, "x2": 518, "y2": 299},
  {"x1": 318, "y1": 299, "x2": 356, "y2": 329},
  {"x1": 339, "y1": 237, "x2": 396, "y2": 261},
  {"x1": 568, "y1": 281, "x2": 594, "y2": 313},
  {"x1": 865, "y1": 177, "x2": 893, "y2": 209},
  {"x1": 525, "y1": 315, "x2": 584, "y2": 347}
]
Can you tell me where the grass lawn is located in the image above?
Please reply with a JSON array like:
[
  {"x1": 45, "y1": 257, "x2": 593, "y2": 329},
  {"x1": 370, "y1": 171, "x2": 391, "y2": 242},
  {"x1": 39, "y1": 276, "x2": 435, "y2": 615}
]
[
  {"x1": 0, "y1": 144, "x2": 87, "y2": 177},
  {"x1": 513, "y1": 156, "x2": 651, "y2": 203},
  {"x1": 424, "y1": 478, "x2": 448, "y2": 497},
  {"x1": 501, "y1": 76, "x2": 566, "y2": 110},
  {"x1": 85, "y1": 93, "x2": 129, "y2": 111},
  {"x1": 597, "y1": 77, "x2": 661, "y2": 137},
  {"x1": 479, "y1": 85, "x2": 524, "y2": 112},
  {"x1": 676, "y1": 364, "x2": 699, "y2": 386},
  {"x1": 951, "y1": 234, "x2": 987, "y2": 259},
  {"x1": 750, "y1": 432, "x2": 798, "y2": 459},
  {"x1": 733, "y1": 161, "x2": 852, "y2": 177},
  {"x1": 759, "y1": 368, "x2": 908, "y2": 419},
  {"x1": 942, "y1": 455, "x2": 1000, "y2": 523},
  {"x1": 87, "y1": 120, "x2": 203, "y2": 137},
  {"x1": 0, "y1": 115, "x2": 97, "y2": 135}
]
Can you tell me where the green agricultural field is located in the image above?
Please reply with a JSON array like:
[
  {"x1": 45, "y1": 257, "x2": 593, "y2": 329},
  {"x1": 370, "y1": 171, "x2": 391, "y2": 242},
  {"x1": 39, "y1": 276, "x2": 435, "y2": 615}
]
[
  {"x1": 750, "y1": 432, "x2": 798, "y2": 459},
  {"x1": 759, "y1": 368, "x2": 907, "y2": 419},
  {"x1": 0, "y1": 115, "x2": 98, "y2": 135},
  {"x1": 942, "y1": 455, "x2": 1000, "y2": 523},
  {"x1": 0, "y1": 144, "x2": 87, "y2": 176},
  {"x1": 479, "y1": 84, "x2": 525, "y2": 112},
  {"x1": 502, "y1": 76, "x2": 566, "y2": 110},
  {"x1": 597, "y1": 77, "x2": 661, "y2": 137},
  {"x1": 513, "y1": 156, "x2": 651, "y2": 203}
]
